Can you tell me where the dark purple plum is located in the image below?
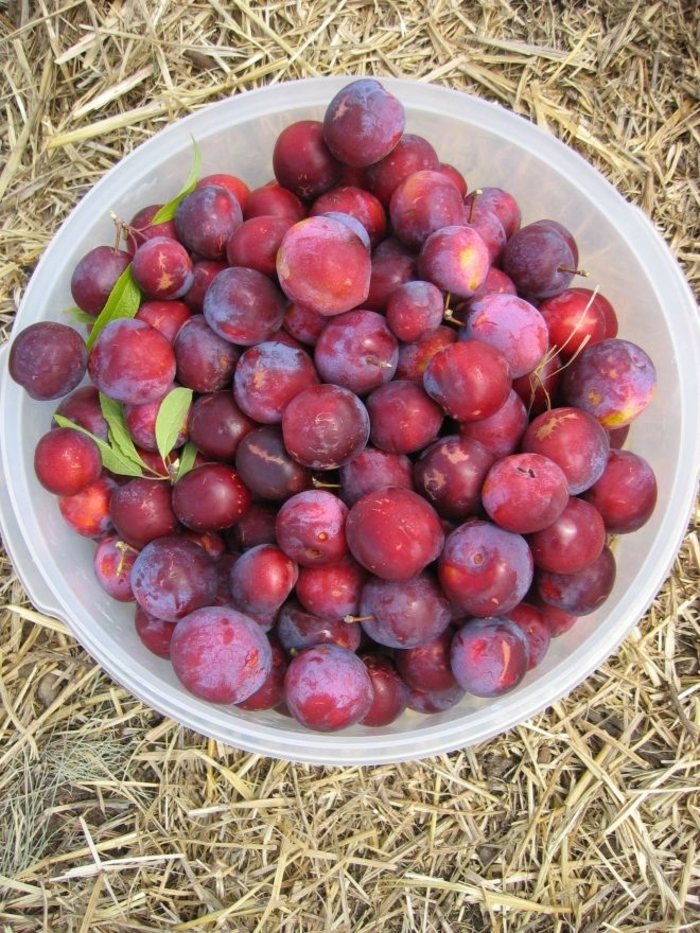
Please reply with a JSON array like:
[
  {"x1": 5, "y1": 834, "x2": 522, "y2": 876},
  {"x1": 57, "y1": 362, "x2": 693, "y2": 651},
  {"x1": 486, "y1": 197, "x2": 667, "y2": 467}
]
[
  {"x1": 130, "y1": 535, "x2": 218, "y2": 622},
  {"x1": 359, "y1": 653, "x2": 410, "y2": 727},
  {"x1": 450, "y1": 617, "x2": 530, "y2": 697},
  {"x1": 535, "y1": 544, "x2": 617, "y2": 616},
  {"x1": 187, "y1": 391, "x2": 256, "y2": 462},
  {"x1": 322, "y1": 78, "x2": 405, "y2": 168},
  {"x1": 235, "y1": 425, "x2": 314, "y2": 501},
  {"x1": 359, "y1": 571, "x2": 452, "y2": 649},
  {"x1": 9, "y1": 322, "x2": 88, "y2": 401},
  {"x1": 174, "y1": 184, "x2": 243, "y2": 260},
  {"x1": 203, "y1": 266, "x2": 287, "y2": 346},
  {"x1": 277, "y1": 601, "x2": 362, "y2": 653},
  {"x1": 70, "y1": 245, "x2": 132, "y2": 316},
  {"x1": 502, "y1": 219, "x2": 579, "y2": 300},
  {"x1": 413, "y1": 434, "x2": 495, "y2": 521},
  {"x1": 281, "y1": 383, "x2": 370, "y2": 471},
  {"x1": 173, "y1": 315, "x2": 240, "y2": 392}
]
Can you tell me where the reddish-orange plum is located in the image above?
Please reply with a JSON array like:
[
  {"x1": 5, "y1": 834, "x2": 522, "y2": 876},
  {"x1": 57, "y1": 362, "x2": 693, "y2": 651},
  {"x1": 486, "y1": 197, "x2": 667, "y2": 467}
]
[
  {"x1": 58, "y1": 473, "x2": 117, "y2": 538},
  {"x1": 34, "y1": 427, "x2": 103, "y2": 497},
  {"x1": 418, "y1": 225, "x2": 491, "y2": 299},
  {"x1": 345, "y1": 487, "x2": 445, "y2": 582},
  {"x1": 364, "y1": 132, "x2": 440, "y2": 205},
  {"x1": 277, "y1": 215, "x2": 371, "y2": 317},
  {"x1": 310, "y1": 185, "x2": 387, "y2": 248},
  {"x1": 582, "y1": 448, "x2": 658, "y2": 533},
  {"x1": 390, "y1": 170, "x2": 465, "y2": 250},
  {"x1": 423, "y1": 340, "x2": 512, "y2": 423},
  {"x1": 272, "y1": 119, "x2": 342, "y2": 199}
]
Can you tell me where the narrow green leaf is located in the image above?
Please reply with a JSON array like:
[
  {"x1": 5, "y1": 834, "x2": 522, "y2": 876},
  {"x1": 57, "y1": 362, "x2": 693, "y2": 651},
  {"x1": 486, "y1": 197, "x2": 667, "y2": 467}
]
[
  {"x1": 53, "y1": 414, "x2": 146, "y2": 477},
  {"x1": 173, "y1": 440, "x2": 199, "y2": 484},
  {"x1": 63, "y1": 305, "x2": 96, "y2": 326},
  {"x1": 86, "y1": 265, "x2": 142, "y2": 351},
  {"x1": 98, "y1": 445, "x2": 150, "y2": 477},
  {"x1": 151, "y1": 137, "x2": 203, "y2": 223},
  {"x1": 155, "y1": 386, "x2": 193, "y2": 462},
  {"x1": 99, "y1": 393, "x2": 145, "y2": 464}
]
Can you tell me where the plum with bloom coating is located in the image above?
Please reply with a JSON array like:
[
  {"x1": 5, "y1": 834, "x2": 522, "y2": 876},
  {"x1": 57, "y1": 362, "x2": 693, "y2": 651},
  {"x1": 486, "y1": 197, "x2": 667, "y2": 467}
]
[
  {"x1": 170, "y1": 606, "x2": 272, "y2": 704},
  {"x1": 450, "y1": 617, "x2": 530, "y2": 697},
  {"x1": 284, "y1": 644, "x2": 374, "y2": 732}
]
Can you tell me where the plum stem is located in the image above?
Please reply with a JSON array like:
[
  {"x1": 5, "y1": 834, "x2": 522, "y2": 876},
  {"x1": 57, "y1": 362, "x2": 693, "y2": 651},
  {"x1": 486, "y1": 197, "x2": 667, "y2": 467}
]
[
  {"x1": 115, "y1": 539, "x2": 139, "y2": 574},
  {"x1": 466, "y1": 188, "x2": 483, "y2": 224},
  {"x1": 558, "y1": 265, "x2": 590, "y2": 278},
  {"x1": 109, "y1": 210, "x2": 129, "y2": 253},
  {"x1": 312, "y1": 476, "x2": 341, "y2": 489},
  {"x1": 443, "y1": 295, "x2": 465, "y2": 327}
]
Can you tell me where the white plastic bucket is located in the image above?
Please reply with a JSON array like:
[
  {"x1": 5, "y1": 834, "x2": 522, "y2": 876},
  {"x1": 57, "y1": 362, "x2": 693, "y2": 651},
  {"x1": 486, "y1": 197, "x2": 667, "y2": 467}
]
[{"x1": 1, "y1": 77, "x2": 699, "y2": 765}]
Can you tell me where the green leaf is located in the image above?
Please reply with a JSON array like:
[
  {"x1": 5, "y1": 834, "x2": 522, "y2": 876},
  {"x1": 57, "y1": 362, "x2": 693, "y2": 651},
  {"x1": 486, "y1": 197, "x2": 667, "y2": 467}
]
[
  {"x1": 97, "y1": 443, "x2": 150, "y2": 478},
  {"x1": 173, "y1": 440, "x2": 199, "y2": 484},
  {"x1": 151, "y1": 137, "x2": 202, "y2": 223},
  {"x1": 99, "y1": 394, "x2": 145, "y2": 463},
  {"x1": 53, "y1": 414, "x2": 146, "y2": 477},
  {"x1": 63, "y1": 305, "x2": 97, "y2": 326},
  {"x1": 85, "y1": 265, "x2": 142, "y2": 352},
  {"x1": 155, "y1": 386, "x2": 193, "y2": 462}
]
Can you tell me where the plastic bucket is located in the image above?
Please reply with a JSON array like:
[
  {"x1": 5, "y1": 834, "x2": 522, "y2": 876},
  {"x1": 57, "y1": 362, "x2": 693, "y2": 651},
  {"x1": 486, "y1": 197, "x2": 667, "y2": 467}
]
[{"x1": 1, "y1": 76, "x2": 699, "y2": 765}]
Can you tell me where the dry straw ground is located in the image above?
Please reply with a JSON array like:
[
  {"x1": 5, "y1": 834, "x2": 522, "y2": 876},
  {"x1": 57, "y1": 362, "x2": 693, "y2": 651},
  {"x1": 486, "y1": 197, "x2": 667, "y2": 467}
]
[{"x1": 0, "y1": 1, "x2": 699, "y2": 931}]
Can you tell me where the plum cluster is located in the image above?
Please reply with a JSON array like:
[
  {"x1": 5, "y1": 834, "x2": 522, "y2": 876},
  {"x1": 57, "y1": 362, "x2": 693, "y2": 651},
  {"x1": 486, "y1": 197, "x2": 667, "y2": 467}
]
[{"x1": 8, "y1": 79, "x2": 659, "y2": 733}]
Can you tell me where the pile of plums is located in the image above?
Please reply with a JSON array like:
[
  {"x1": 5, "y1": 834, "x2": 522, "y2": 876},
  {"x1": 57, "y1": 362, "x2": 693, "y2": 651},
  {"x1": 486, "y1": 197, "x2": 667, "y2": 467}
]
[{"x1": 8, "y1": 79, "x2": 658, "y2": 733}]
